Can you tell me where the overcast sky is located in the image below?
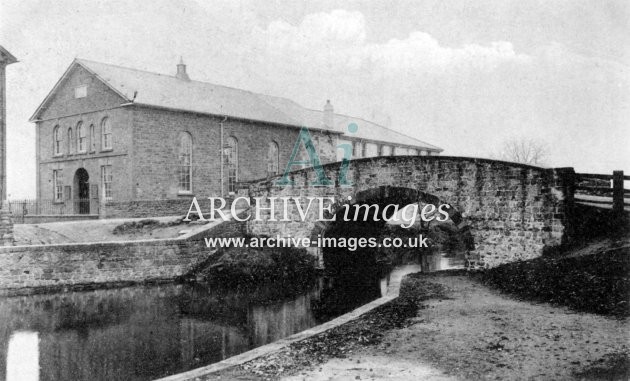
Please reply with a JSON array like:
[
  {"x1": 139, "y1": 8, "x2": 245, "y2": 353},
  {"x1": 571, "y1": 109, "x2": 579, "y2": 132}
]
[{"x1": 1, "y1": 0, "x2": 629, "y2": 198}]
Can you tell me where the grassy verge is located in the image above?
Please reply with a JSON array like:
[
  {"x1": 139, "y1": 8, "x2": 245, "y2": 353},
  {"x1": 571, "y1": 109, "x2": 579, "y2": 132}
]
[
  {"x1": 480, "y1": 248, "x2": 630, "y2": 317},
  {"x1": 184, "y1": 215, "x2": 318, "y2": 287}
]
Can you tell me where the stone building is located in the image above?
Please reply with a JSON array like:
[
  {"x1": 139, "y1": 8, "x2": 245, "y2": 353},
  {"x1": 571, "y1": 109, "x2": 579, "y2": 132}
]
[
  {"x1": 30, "y1": 58, "x2": 442, "y2": 217},
  {"x1": 1, "y1": 46, "x2": 17, "y2": 243}
]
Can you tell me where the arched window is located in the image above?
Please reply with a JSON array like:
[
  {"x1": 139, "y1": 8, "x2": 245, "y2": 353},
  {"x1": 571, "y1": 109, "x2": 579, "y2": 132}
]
[
  {"x1": 53, "y1": 125, "x2": 61, "y2": 155},
  {"x1": 67, "y1": 128, "x2": 73, "y2": 154},
  {"x1": 178, "y1": 132, "x2": 193, "y2": 192},
  {"x1": 101, "y1": 117, "x2": 112, "y2": 150},
  {"x1": 77, "y1": 122, "x2": 86, "y2": 153},
  {"x1": 226, "y1": 136, "x2": 238, "y2": 194},
  {"x1": 89, "y1": 124, "x2": 96, "y2": 152},
  {"x1": 267, "y1": 141, "x2": 279, "y2": 176}
]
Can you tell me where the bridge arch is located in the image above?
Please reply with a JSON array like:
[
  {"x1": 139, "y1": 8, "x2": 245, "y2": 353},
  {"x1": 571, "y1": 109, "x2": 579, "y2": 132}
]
[
  {"x1": 246, "y1": 156, "x2": 576, "y2": 269},
  {"x1": 307, "y1": 185, "x2": 473, "y2": 270}
]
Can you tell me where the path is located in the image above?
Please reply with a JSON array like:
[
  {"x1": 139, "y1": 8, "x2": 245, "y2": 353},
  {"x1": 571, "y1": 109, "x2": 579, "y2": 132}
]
[
  {"x1": 282, "y1": 275, "x2": 629, "y2": 380},
  {"x1": 12, "y1": 215, "x2": 212, "y2": 245}
]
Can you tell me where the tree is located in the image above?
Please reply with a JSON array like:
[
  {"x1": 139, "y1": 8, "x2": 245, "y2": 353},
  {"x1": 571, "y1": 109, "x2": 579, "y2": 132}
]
[{"x1": 497, "y1": 137, "x2": 549, "y2": 166}]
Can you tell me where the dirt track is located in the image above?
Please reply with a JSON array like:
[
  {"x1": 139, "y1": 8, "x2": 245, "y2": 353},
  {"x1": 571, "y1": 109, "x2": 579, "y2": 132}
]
[{"x1": 282, "y1": 275, "x2": 629, "y2": 380}]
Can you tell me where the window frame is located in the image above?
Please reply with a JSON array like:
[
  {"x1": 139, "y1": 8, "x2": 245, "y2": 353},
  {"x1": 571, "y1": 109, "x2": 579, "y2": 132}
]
[
  {"x1": 53, "y1": 170, "x2": 63, "y2": 202},
  {"x1": 177, "y1": 132, "x2": 193, "y2": 194},
  {"x1": 226, "y1": 136, "x2": 238, "y2": 194},
  {"x1": 67, "y1": 127, "x2": 74, "y2": 155},
  {"x1": 101, "y1": 117, "x2": 112, "y2": 151},
  {"x1": 89, "y1": 124, "x2": 96, "y2": 152},
  {"x1": 267, "y1": 140, "x2": 279, "y2": 177},
  {"x1": 53, "y1": 125, "x2": 62, "y2": 156},
  {"x1": 353, "y1": 141, "x2": 363, "y2": 158},
  {"x1": 101, "y1": 165, "x2": 113, "y2": 201},
  {"x1": 77, "y1": 121, "x2": 87, "y2": 153}
]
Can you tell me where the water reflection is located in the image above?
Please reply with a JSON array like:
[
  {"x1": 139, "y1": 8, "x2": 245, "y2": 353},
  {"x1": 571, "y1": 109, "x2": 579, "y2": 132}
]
[
  {"x1": 6, "y1": 331, "x2": 39, "y2": 381},
  {"x1": 0, "y1": 266, "x2": 409, "y2": 381},
  {"x1": 421, "y1": 252, "x2": 466, "y2": 272}
]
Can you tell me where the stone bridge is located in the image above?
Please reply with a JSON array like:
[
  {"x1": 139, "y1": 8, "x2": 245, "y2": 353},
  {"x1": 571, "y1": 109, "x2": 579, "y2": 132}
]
[{"x1": 246, "y1": 156, "x2": 576, "y2": 269}]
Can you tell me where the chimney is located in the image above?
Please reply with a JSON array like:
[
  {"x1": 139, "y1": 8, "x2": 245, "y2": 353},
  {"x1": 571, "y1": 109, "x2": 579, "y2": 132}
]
[
  {"x1": 323, "y1": 99, "x2": 334, "y2": 128},
  {"x1": 176, "y1": 56, "x2": 190, "y2": 81}
]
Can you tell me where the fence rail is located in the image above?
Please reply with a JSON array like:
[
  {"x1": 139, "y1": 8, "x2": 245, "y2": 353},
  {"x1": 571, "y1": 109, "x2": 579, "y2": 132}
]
[
  {"x1": 7, "y1": 198, "x2": 99, "y2": 222},
  {"x1": 574, "y1": 170, "x2": 628, "y2": 215}
]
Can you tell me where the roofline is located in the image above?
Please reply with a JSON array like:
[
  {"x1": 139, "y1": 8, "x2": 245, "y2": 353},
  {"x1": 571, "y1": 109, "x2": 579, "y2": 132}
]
[
  {"x1": 124, "y1": 102, "x2": 344, "y2": 134},
  {"x1": 304, "y1": 108, "x2": 443, "y2": 151},
  {"x1": 29, "y1": 59, "x2": 130, "y2": 122},
  {"x1": 0, "y1": 46, "x2": 18, "y2": 65},
  {"x1": 28, "y1": 58, "x2": 441, "y2": 152},
  {"x1": 339, "y1": 135, "x2": 442, "y2": 152}
]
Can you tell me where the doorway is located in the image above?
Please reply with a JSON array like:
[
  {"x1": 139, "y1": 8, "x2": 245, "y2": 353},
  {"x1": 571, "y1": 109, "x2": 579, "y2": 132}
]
[{"x1": 74, "y1": 168, "x2": 90, "y2": 214}]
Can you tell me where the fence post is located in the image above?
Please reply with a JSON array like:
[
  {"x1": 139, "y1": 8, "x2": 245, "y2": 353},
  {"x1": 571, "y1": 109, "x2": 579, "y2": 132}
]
[{"x1": 612, "y1": 170, "x2": 624, "y2": 222}]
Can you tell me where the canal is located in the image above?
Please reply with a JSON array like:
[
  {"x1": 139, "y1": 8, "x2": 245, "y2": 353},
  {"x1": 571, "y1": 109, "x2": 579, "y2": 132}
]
[{"x1": 0, "y1": 262, "x2": 438, "y2": 381}]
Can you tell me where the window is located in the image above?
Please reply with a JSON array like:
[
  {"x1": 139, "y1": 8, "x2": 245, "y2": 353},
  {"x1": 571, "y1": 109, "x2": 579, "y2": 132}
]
[
  {"x1": 77, "y1": 122, "x2": 86, "y2": 153},
  {"x1": 53, "y1": 125, "x2": 61, "y2": 155},
  {"x1": 74, "y1": 85, "x2": 87, "y2": 98},
  {"x1": 178, "y1": 132, "x2": 193, "y2": 192},
  {"x1": 101, "y1": 165, "x2": 112, "y2": 201},
  {"x1": 89, "y1": 124, "x2": 96, "y2": 152},
  {"x1": 365, "y1": 143, "x2": 378, "y2": 157},
  {"x1": 53, "y1": 170, "x2": 63, "y2": 201},
  {"x1": 101, "y1": 117, "x2": 112, "y2": 150},
  {"x1": 67, "y1": 128, "x2": 73, "y2": 154},
  {"x1": 313, "y1": 136, "x2": 322, "y2": 155},
  {"x1": 353, "y1": 141, "x2": 363, "y2": 158},
  {"x1": 394, "y1": 146, "x2": 407, "y2": 156},
  {"x1": 226, "y1": 137, "x2": 238, "y2": 194},
  {"x1": 267, "y1": 141, "x2": 279, "y2": 176},
  {"x1": 420, "y1": 150, "x2": 427, "y2": 156}
]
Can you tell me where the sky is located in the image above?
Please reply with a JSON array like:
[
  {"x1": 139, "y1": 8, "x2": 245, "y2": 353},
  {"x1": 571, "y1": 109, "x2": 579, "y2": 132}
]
[{"x1": 1, "y1": 0, "x2": 629, "y2": 198}]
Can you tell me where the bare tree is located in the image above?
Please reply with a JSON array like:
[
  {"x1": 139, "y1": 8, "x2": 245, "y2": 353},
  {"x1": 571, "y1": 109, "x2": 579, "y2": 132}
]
[{"x1": 497, "y1": 137, "x2": 549, "y2": 166}]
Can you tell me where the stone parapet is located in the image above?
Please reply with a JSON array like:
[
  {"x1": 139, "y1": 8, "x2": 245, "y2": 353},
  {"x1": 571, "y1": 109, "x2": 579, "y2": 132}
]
[{"x1": 246, "y1": 156, "x2": 575, "y2": 269}]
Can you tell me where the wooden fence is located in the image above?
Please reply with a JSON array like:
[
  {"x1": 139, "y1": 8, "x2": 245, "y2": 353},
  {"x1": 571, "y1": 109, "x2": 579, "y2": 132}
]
[{"x1": 574, "y1": 170, "x2": 629, "y2": 218}]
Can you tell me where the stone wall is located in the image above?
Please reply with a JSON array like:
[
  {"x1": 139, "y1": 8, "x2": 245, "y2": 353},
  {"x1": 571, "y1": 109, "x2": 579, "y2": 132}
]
[
  {"x1": 36, "y1": 63, "x2": 134, "y2": 203},
  {"x1": 35, "y1": 63, "x2": 340, "y2": 212},
  {"x1": 246, "y1": 156, "x2": 575, "y2": 269},
  {"x1": 130, "y1": 106, "x2": 339, "y2": 200},
  {"x1": 0, "y1": 232, "x2": 209, "y2": 293}
]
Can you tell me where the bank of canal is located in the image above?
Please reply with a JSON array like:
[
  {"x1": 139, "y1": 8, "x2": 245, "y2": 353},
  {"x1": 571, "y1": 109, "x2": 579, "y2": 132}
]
[{"x1": 0, "y1": 263, "x2": 423, "y2": 381}]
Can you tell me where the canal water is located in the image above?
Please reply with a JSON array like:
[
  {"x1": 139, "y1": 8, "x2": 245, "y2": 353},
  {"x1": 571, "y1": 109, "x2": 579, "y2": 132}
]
[{"x1": 0, "y1": 264, "x2": 428, "y2": 381}]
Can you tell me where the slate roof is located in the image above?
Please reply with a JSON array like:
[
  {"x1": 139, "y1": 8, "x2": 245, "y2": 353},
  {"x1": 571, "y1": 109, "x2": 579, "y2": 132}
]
[{"x1": 32, "y1": 58, "x2": 442, "y2": 151}]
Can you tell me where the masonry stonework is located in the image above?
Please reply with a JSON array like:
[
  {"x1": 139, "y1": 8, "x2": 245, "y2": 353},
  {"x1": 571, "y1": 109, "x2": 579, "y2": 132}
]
[
  {"x1": 130, "y1": 106, "x2": 338, "y2": 200},
  {"x1": 0, "y1": 235, "x2": 209, "y2": 292},
  {"x1": 34, "y1": 62, "x2": 339, "y2": 216},
  {"x1": 246, "y1": 156, "x2": 575, "y2": 269},
  {"x1": 32, "y1": 59, "x2": 442, "y2": 220}
]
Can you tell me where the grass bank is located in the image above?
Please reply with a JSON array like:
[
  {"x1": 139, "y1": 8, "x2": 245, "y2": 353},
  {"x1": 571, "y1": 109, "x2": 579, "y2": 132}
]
[
  {"x1": 480, "y1": 247, "x2": 630, "y2": 317},
  {"x1": 183, "y1": 216, "x2": 318, "y2": 287}
]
